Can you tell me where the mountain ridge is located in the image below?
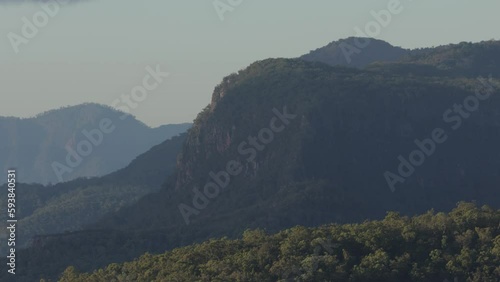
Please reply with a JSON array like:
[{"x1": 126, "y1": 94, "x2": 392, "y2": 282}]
[{"x1": 300, "y1": 37, "x2": 409, "y2": 68}]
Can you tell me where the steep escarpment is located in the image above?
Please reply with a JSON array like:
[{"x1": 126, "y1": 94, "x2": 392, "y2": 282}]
[
  {"x1": 124, "y1": 62, "x2": 500, "y2": 282},
  {"x1": 99, "y1": 57, "x2": 500, "y2": 233}
]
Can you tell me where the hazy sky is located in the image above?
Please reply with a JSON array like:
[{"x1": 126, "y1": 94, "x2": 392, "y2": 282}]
[{"x1": 1, "y1": 0, "x2": 499, "y2": 127}]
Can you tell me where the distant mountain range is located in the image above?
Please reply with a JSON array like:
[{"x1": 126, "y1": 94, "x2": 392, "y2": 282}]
[
  {"x1": 5, "y1": 38, "x2": 500, "y2": 281},
  {"x1": 0, "y1": 103, "x2": 191, "y2": 185}
]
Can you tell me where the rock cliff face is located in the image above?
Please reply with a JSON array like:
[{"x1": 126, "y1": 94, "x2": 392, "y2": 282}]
[{"x1": 175, "y1": 76, "x2": 239, "y2": 192}]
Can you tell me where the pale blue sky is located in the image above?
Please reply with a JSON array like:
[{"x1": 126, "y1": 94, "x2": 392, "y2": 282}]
[{"x1": 1, "y1": 0, "x2": 499, "y2": 126}]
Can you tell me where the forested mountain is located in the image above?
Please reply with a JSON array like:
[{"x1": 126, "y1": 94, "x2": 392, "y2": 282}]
[
  {"x1": 300, "y1": 37, "x2": 409, "y2": 68},
  {"x1": 61, "y1": 203, "x2": 500, "y2": 282},
  {"x1": 0, "y1": 103, "x2": 191, "y2": 184},
  {"x1": 403, "y1": 40, "x2": 500, "y2": 76},
  {"x1": 5, "y1": 39, "x2": 500, "y2": 281},
  {"x1": 301, "y1": 38, "x2": 500, "y2": 78},
  {"x1": 0, "y1": 133, "x2": 186, "y2": 255}
]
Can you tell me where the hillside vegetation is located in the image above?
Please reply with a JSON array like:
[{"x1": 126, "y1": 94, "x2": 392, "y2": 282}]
[{"x1": 60, "y1": 203, "x2": 500, "y2": 282}]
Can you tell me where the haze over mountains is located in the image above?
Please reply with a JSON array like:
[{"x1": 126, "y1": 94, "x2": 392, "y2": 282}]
[
  {"x1": 0, "y1": 133, "x2": 186, "y2": 255},
  {"x1": 0, "y1": 103, "x2": 191, "y2": 185},
  {"x1": 3, "y1": 38, "x2": 500, "y2": 281}
]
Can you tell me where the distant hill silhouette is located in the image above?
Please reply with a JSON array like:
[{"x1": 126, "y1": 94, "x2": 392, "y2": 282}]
[
  {"x1": 300, "y1": 37, "x2": 409, "y2": 68},
  {"x1": 0, "y1": 103, "x2": 191, "y2": 184}
]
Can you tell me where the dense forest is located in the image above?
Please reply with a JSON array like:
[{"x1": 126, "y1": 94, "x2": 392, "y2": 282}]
[{"x1": 59, "y1": 203, "x2": 500, "y2": 282}]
